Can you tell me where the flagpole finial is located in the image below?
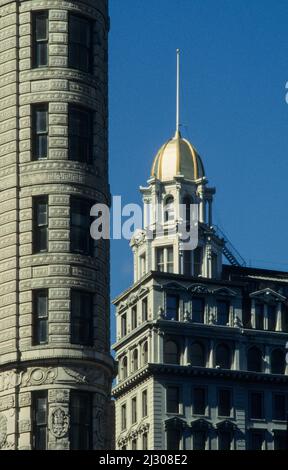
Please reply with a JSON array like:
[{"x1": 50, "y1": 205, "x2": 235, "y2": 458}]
[{"x1": 176, "y1": 49, "x2": 180, "y2": 135}]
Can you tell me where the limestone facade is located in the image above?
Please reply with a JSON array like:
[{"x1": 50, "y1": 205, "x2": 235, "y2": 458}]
[{"x1": 0, "y1": 0, "x2": 114, "y2": 450}]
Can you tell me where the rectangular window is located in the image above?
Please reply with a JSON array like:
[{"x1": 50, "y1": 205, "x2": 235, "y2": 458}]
[
  {"x1": 218, "y1": 389, "x2": 231, "y2": 417},
  {"x1": 131, "y1": 306, "x2": 137, "y2": 330},
  {"x1": 193, "y1": 431, "x2": 206, "y2": 450},
  {"x1": 166, "y1": 246, "x2": 174, "y2": 273},
  {"x1": 70, "y1": 392, "x2": 92, "y2": 450},
  {"x1": 167, "y1": 428, "x2": 181, "y2": 450},
  {"x1": 69, "y1": 14, "x2": 93, "y2": 73},
  {"x1": 218, "y1": 431, "x2": 231, "y2": 450},
  {"x1": 166, "y1": 294, "x2": 179, "y2": 321},
  {"x1": 140, "y1": 254, "x2": 146, "y2": 277},
  {"x1": 121, "y1": 404, "x2": 127, "y2": 431},
  {"x1": 32, "y1": 11, "x2": 48, "y2": 67},
  {"x1": 33, "y1": 196, "x2": 48, "y2": 253},
  {"x1": 184, "y1": 250, "x2": 191, "y2": 276},
  {"x1": 268, "y1": 304, "x2": 277, "y2": 331},
  {"x1": 142, "y1": 390, "x2": 148, "y2": 417},
  {"x1": 70, "y1": 197, "x2": 94, "y2": 256},
  {"x1": 142, "y1": 298, "x2": 148, "y2": 322},
  {"x1": 192, "y1": 298, "x2": 205, "y2": 323},
  {"x1": 217, "y1": 300, "x2": 230, "y2": 326},
  {"x1": 274, "y1": 431, "x2": 286, "y2": 450},
  {"x1": 32, "y1": 104, "x2": 48, "y2": 160},
  {"x1": 193, "y1": 388, "x2": 206, "y2": 415},
  {"x1": 250, "y1": 392, "x2": 263, "y2": 419},
  {"x1": 249, "y1": 431, "x2": 264, "y2": 450},
  {"x1": 255, "y1": 303, "x2": 264, "y2": 330},
  {"x1": 166, "y1": 386, "x2": 179, "y2": 414},
  {"x1": 33, "y1": 290, "x2": 48, "y2": 345},
  {"x1": 156, "y1": 246, "x2": 174, "y2": 273},
  {"x1": 121, "y1": 313, "x2": 127, "y2": 337},
  {"x1": 68, "y1": 106, "x2": 93, "y2": 163},
  {"x1": 193, "y1": 247, "x2": 202, "y2": 277},
  {"x1": 71, "y1": 290, "x2": 93, "y2": 346},
  {"x1": 131, "y1": 439, "x2": 137, "y2": 450},
  {"x1": 132, "y1": 397, "x2": 137, "y2": 424},
  {"x1": 142, "y1": 433, "x2": 148, "y2": 450},
  {"x1": 156, "y1": 247, "x2": 165, "y2": 272},
  {"x1": 273, "y1": 394, "x2": 286, "y2": 421},
  {"x1": 32, "y1": 391, "x2": 48, "y2": 450}
]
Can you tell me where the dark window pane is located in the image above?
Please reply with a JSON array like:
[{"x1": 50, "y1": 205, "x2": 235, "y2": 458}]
[
  {"x1": 70, "y1": 392, "x2": 92, "y2": 450},
  {"x1": 70, "y1": 198, "x2": 94, "y2": 256},
  {"x1": 132, "y1": 397, "x2": 137, "y2": 423},
  {"x1": 247, "y1": 347, "x2": 262, "y2": 372},
  {"x1": 255, "y1": 303, "x2": 264, "y2": 330},
  {"x1": 191, "y1": 342, "x2": 205, "y2": 367},
  {"x1": 271, "y1": 349, "x2": 285, "y2": 374},
  {"x1": 71, "y1": 290, "x2": 93, "y2": 345},
  {"x1": 274, "y1": 431, "x2": 286, "y2": 450},
  {"x1": 193, "y1": 247, "x2": 202, "y2": 277},
  {"x1": 249, "y1": 431, "x2": 264, "y2": 450},
  {"x1": 68, "y1": 106, "x2": 93, "y2": 163},
  {"x1": 142, "y1": 390, "x2": 148, "y2": 417},
  {"x1": 164, "y1": 341, "x2": 179, "y2": 365},
  {"x1": 192, "y1": 298, "x2": 205, "y2": 323},
  {"x1": 121, "y1": 314, "x2": 127, "y2": 337},
  {"x1": 69, "y1": 14, "x2": 93, "y2": 73},
  {"x1": 217, "y1": 300, "x2": 230, "y2": 326},
  {"x1": 142, "y1": 433, "x2": 148, "y2": 450},
  {"x1": 193, "y1": 431, "x2": 206, "y2": 450},
  {"x1": 166, "y1": 387, "x2": 179, "y2": 414},
  {"x1": 218, "y1": 431, "x2": 231, "y2": 450},
  {"x1": 33, "y1": 105, "x2": 48, "y2": 160},
  {"x1": 268, "y1": 305, "x2": 277, "y2": 331},
  {"x1": 33, "y1": 12, "x2": 48, "y2": 67},
  {"x1": 193, "y1": 388, "x2": 206, "y2": 415},
  {"x1": 132, "y1": 307, "x2": 137, "y2": 329},
  {"x1": 166, "y1": 294, "x2": 179, "y2": 321},
  {"x1": 32, "y1": 391, "x2": 48, "y2": 450},
  {"x1": 250, "y1": 392, "x2": 263, "y2": 419},
  {"x1": 218, "y1": 389, "x2": 231, "y2": 417},
  {"x1": 33, "y1": 197, "x2": 48, "y2": 253},
  {"x1": 215, "y1": 344, "x2": 231, "y2": 369},
  {"x1": 273, "y1": 394, "x2": 286, "y2": 421},
  {"x1": 167, "y1": 429, "x2": 181, "y2": 450},
  {"x1": 156, "y1": 248, "x2": 164, "y2": 271},
  {"x1": 142, "y1": 298, "x2": 148, "y2": 322}
]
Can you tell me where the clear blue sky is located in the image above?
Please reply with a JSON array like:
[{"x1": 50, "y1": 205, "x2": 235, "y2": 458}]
[{"x1": 109, "y1": 0, "x2": 288, "y2": 341}]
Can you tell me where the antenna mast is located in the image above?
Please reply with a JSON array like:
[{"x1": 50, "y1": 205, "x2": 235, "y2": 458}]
[{"x1": 176, "y1": 48, "x2": 180, "y2": 134}]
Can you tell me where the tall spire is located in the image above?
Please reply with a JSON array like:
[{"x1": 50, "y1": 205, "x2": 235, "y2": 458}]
[{"x1": 176, "y1": 48, "x2": 180, "y2": 136}]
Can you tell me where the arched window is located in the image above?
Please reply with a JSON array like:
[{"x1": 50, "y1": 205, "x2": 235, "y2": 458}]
[
  {"x1": 122, "y1": 356, "x2": 128, "y2": 379},
  {"x1": 216, "y1": 344, "x2": 231, "y2": 369},
  {"x1": 143, "y1": 341, "x2": 148, "y2": 365},
  {"x1": 132, "y1": 349, "x2": 138, "y2": 372},
  {"x1": 164, "y1": 196, "x2": 174, "y2": 223},
  {"x1": 271, "y1": 349, "x2": 286, "y2": 374},
  {"x1": 164, "y1": 340, "x2": 180, "y2": 365},
  {"x1": 247, "y1": 346, "x2": 262, "y2": 372},
  {"x1": 191, "y1": 342, "x2": 206, "y2": 367}
]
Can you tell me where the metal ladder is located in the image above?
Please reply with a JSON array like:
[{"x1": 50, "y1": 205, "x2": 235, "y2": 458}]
[{"x1": 213, "y1": 225, "x2": 246, "y2": 267}]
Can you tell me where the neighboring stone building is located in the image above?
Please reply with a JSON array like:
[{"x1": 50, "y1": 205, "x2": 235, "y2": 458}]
[
  {"x1": 0, "y1": 0, "x2": 114, "y2": 450},
  {"x1": 112, "y1": 128, "x2": 288, "y2": 450}
]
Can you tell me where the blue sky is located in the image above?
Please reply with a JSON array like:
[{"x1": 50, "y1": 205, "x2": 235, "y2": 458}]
[{"x1": 109, "y1": 0, "x2": 288, "y2": 341}]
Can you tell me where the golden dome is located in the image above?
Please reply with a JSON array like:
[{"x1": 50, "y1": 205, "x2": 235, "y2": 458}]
[{"x1": 151, "y1": 130, "x2": 205, "y2": 182}]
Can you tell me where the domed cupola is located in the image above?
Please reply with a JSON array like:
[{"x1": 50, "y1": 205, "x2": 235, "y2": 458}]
[{"x1": 151, "y1": 130, "x2": 205, "y2": 182}]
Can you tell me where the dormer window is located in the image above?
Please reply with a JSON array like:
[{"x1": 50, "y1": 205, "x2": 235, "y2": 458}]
[
  {"x1": 255, "y1": 303, "x2": 264, "y2": 330},
  {"x1": 164, "y1": 196, "x2": 174, "y2": 223}
]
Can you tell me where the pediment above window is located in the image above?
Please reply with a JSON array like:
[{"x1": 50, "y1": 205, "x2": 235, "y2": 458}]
[
  {"x1": 190, "y1": 418, "x2": 213, "y2": 431},
  {"x1": 216, "y1": 420, "x2": 238, "y2": 431},
  {"x1": 188, "y1": 284, "x2": 212, "y2": 295},
  {"x1": 250, "y1": 288, "x2": 286, "y2": 302},
  {"x1": 213, "y1": 287, "x2": 237, "y2": 297},
  {"x1": 161, "y1": 282, "x2": 187, "y2": 292},
  {"x1": 165, "y1": 417, "x2": 187, "y2": 430}
]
